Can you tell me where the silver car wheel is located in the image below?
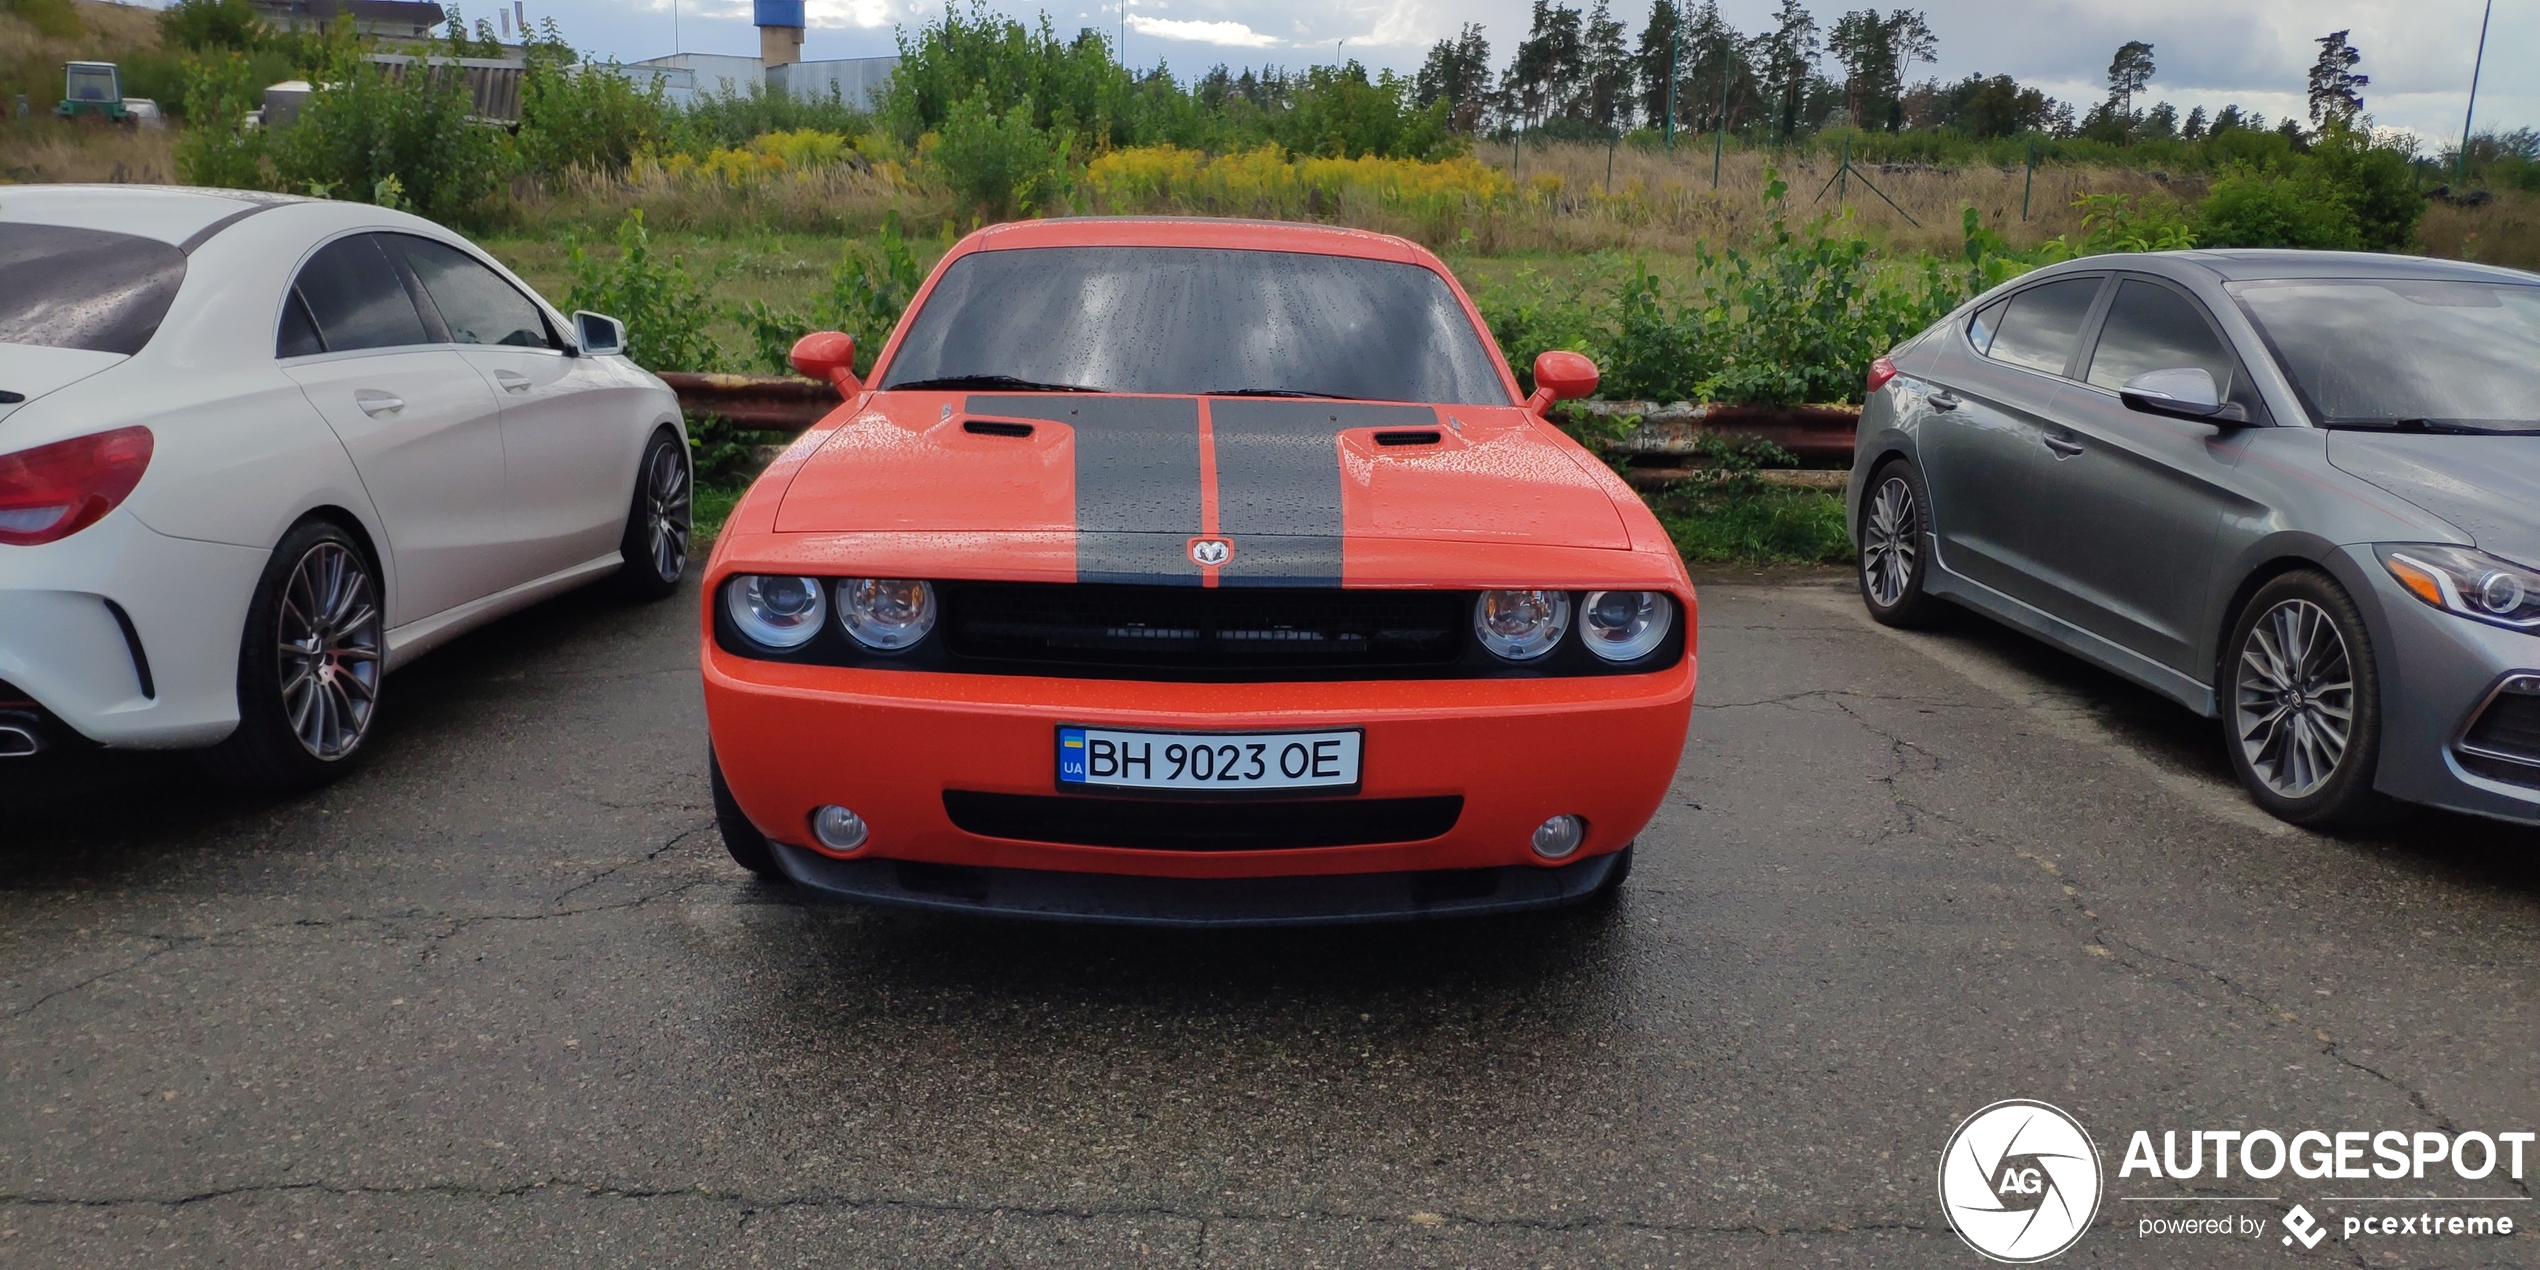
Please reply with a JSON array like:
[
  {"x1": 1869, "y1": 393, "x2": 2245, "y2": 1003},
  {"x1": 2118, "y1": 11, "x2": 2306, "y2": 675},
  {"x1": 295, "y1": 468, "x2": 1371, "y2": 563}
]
[
  {"x1": 1863, "y1": 475, "x2": 1919, "y2": 608},
  {"x1": 2233, "y1": 598, "x2": 2354, "y2": 799},
  {"x1": 645, "y1": 442, "x2": 691, "y2": 583},
  {"x1": 275, "y1": 541, "x2": 382, "y2": 761}
]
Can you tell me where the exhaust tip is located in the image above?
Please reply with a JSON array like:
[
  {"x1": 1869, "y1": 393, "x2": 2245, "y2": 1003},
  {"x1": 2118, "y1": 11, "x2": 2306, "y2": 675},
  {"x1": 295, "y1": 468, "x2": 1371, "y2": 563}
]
[{"x1": 0, "y1": 708, "x2": 46, "y2": 758}]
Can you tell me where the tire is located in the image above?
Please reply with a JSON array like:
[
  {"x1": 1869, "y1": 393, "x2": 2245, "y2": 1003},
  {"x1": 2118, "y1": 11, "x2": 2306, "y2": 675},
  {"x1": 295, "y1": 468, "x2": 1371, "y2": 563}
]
[
  {"x1": 1858, "y1": 459, "x2": 1944, "y2": 628},
  {"x1": 609, "y1": 430, "x2": 692, "y2": 601},
  {"x1": 199, "y1": 520, "x2": 385, "y2": 792},
  {"x1": 2220, "y1": 571, "x2": 2397, "y2": 831},
  {"x1": 710, "y1": 748, "x2": 785, "y2": 880}
]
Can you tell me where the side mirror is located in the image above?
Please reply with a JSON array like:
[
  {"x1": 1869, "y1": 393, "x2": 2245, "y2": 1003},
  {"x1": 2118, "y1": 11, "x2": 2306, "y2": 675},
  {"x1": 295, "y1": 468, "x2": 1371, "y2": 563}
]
[
  {"x1": 573, "y1": 311, "x2": 626, "y2": 357},
  {"x1": 789, "y1": 330, "x2": 860, "y2": 397},
  {"x1": 2120, "y1": 367, "x2": 2248, "y2": 425},
  {"x1": 1527, "y1": 350, "x2": 1601, "y2": 414}
]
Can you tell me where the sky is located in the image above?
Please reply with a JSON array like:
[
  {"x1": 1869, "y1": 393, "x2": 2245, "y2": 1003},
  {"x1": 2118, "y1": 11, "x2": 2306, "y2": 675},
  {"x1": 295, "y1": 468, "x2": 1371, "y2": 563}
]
[{"x1": 351, "y1": 0, "x2": 2536, "y2": 147}]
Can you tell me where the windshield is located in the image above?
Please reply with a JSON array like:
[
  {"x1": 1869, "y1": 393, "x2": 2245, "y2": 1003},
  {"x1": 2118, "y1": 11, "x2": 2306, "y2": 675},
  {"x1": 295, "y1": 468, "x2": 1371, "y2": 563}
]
[
  {"x1": 2230, "y1": 278, "x2": 2540, "y2": 433},
  {"x1": 879, "y1": 246, "x2": 1513, "y2": 405},
  {"x1": 0, "y1": 224, "x2": 187, "y2": 355}
]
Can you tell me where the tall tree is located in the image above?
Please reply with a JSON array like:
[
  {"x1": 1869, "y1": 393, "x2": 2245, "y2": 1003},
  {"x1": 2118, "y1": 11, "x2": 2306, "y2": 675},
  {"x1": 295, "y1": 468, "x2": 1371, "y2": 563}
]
[
  {"x1": 2180, "y1": 104, "x2": 2207, "y2": 139},
  {"x1": 1827, "y1": 8, "x2": 1934, "y2": 131},
  {"x1": 1634, "y1": 0, "x2": 1683, "y2": 128},
  {"x1": 1415, "y1": 23, "x2": 1495, "y2": 133},
  {"x1": 2105, "y1": 40, "x2": 2154, "y2": 118},
  {"x1": 1581, "y1": 0, "x2": 1636, "y2": 128},
  {"x1": 2307, "y1": 30, "x2": 2367, "y2": 125},
  {"x1": 1503, "y1": 0, "x2": 1587, "y2": 126},
  {"x1": 1756, "y1": 0, "x2": 1821, "y2": 139}
]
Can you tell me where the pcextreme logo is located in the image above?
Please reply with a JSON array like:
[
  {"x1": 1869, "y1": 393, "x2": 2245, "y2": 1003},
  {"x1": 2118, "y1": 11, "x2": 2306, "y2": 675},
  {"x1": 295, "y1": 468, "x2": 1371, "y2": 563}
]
[{"x1": 1939, "y1": 1100, "x2": 2105, "y2": 1263}]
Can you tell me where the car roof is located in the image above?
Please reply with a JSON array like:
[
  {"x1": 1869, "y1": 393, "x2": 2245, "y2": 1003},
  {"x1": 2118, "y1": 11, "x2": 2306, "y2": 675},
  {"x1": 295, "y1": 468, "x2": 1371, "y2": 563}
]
[
  {"x1": 0, "y1": 184, "x2": 314, "y2": 247},
  {"x1": 958, "y1": 216, "x2": 1434, "y2": 267},
  {"x1": 2049, "y1": 248, "x2": 2537, "y2": 286}
]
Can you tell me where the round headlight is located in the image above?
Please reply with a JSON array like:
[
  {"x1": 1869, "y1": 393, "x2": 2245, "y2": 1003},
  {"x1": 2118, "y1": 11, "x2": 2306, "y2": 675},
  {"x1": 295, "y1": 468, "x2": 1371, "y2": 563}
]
[
  {"x1": 1580, "y1": 591, "x2": 1674, "y2": 662},
  {"x1": 837, "y1": 578, "x2": 937, "y2": 651},
  {"x1": 725, "y1": 575, "x2": 825, "y2": 649},
  {"x1": 2477, "y1": 570, "x2": 2527, "y2": 616},
  {"x1": 1474, "y1": 590, "x2": 1570, "y2": 661}
]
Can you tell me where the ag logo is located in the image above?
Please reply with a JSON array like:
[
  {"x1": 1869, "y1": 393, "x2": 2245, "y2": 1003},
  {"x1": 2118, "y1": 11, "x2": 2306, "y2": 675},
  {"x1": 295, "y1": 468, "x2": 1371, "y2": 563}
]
[
  {"x1": 1938, "y1": 1100, "x2": 2103, "y2": 1263},
  {"x1": 1188, "y1": 537, "x2": 1233, "y2": 566}
]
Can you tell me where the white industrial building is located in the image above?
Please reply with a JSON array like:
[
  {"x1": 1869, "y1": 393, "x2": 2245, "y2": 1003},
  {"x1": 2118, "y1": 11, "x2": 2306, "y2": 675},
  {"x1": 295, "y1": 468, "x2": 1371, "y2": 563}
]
[{"x1": 591, "y1": 1, "x2": 897, "y2": 110}]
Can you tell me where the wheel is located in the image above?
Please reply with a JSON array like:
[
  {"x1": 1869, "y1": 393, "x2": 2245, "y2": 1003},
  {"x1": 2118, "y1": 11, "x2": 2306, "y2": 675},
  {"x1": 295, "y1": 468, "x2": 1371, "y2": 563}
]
[
  {"x1": 610, "y1": 430, "x2": 691, "y2": 601},
  {"x1": 200, "y1": 521, "x2": 385, "y2": 792},
  {"x1": 710, "y1": 748, "x2": 785, "y2": 879},
  {"x1": 2221, "y1": 571, "x2": 2396, "y2": 830},
  {"x1": 1859, "y1": 459, "x2": 1944, "y2": 627}
]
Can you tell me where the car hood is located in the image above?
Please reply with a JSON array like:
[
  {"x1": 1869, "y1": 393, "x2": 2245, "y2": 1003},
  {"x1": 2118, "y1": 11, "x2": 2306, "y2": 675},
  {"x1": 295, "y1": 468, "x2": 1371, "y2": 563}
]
[
  {"x1": 772, "y1": 392, "x2": 1632, "y2": 583},
  {"x1": 0, "y1": 344, "x2": 125, "y2": 430},
  {"x1": 2327, "y1": 432, "x2": 2540, "y2": 569}
]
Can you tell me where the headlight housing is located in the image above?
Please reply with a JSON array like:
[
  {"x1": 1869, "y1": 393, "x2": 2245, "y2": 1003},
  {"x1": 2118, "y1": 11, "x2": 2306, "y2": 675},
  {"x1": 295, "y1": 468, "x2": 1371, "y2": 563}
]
[
  {"x1": 1580, "y1": 591, "x2": 1674, "y2": 662},
  {"x1": 837, "y1": 578, "x2": 938, "y2": 651},
  {"x1": 2378, "y1": 545, "x2": 2540, "y2": 631},
  {"x1": 1474, "y1": 589, "x2": 1570, "y2": 661},
  {"x1": 725, "y1": 575, "x2": 826, "y2": 649}
]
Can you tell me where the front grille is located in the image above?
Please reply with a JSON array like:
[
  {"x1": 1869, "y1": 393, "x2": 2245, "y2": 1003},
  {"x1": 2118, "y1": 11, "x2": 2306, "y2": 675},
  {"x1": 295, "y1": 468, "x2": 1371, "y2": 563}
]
[
  {"x1": 943, "y1": 790, "x2": 1463, "y2": 851},
  {"x1": 2462, "y1": 685, "x2": 2540, "y2": 767},
  {"x1": 942, "y1": 583, "x2": 1465, "y2": 675}
]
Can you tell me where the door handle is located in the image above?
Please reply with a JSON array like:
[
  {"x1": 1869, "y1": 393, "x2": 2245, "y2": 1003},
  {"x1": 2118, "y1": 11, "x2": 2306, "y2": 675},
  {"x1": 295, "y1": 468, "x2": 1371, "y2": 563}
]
[
  {"x1": 493, "y1": 370, "x2": 532, "y2": 394},
  {"x1": 1928, "y1": 390, "x2": 1963, "y2": 411},
  {"x1": 2044, "y1": 435, "x2": 2085, "y2": 459},
  {"x1": 354, "y1": 390, "x2": 405, "y2": 417}
]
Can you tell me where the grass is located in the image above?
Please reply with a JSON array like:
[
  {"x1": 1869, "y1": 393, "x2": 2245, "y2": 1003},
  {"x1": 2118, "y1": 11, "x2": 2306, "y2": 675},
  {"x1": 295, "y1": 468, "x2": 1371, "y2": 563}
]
[
  {"x1": 693, "y1": 483, "x2": 745, "y2": 542},
  {"x1": 1652, "y1": 484, "x2": 1853, "y2": 567}
]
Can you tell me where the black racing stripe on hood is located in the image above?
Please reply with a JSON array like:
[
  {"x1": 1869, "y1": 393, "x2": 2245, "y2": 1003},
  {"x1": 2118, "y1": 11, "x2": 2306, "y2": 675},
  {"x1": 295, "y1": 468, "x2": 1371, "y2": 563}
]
[
  {"x1": 1210, "y1": 400, "x2": 1435, "y2": 587},
  {"x1": 969, "y1": 394, "x2": 1203, "y2": 585}
]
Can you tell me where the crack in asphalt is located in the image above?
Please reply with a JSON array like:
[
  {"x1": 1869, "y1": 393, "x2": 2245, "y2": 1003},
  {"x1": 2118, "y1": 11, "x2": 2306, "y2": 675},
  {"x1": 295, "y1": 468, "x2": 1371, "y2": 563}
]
[
  {"x1": 0, "y1": 1180, "x2": 1934, "y2": 1242},
  {"x1": 549, "y1": 822, "x2": 711, "y2": 906}
]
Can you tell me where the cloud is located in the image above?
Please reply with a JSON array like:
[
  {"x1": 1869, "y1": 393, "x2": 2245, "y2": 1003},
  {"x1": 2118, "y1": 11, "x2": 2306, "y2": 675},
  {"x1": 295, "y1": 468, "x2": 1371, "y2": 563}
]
[{"x1": 1126, "y1": 14, "x2": 1281, "y2": 47}]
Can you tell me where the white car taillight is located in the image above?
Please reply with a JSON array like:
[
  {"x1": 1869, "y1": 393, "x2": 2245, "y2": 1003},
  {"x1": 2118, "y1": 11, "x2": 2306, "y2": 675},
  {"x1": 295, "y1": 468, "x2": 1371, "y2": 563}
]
[{"x1": 0, "y1": 427, "x2": 153, "y2": 546}]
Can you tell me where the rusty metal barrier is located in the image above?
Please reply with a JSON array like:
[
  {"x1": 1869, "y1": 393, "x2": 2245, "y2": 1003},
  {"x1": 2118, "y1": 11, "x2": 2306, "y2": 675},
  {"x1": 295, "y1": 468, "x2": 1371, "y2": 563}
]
[{"x1": 1571, "y1": 400, "x2": 1861, "y2": 467}]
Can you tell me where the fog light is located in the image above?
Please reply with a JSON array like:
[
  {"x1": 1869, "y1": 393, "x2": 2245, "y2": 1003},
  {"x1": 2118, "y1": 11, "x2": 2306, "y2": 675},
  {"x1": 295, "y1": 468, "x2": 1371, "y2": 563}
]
[
  {"x1": 1531, "y1": 814, "x2": 1585, "y2": 860},
  {"x1": 809, "y1": 804, "x2": 869, "y2": 852}
]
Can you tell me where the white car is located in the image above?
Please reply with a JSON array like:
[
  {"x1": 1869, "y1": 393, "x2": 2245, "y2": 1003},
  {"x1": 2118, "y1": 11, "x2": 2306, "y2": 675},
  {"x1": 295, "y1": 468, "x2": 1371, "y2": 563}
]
[{"x1": 0, "y1": 185, "x2": 691, "y2": 788}]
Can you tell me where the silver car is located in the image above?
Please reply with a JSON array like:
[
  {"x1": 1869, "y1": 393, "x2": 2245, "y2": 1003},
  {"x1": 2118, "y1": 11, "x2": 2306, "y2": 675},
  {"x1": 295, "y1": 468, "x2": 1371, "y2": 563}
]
[{"x1": 1847, "y1": 249, "x2": 2540, "y2": 829}]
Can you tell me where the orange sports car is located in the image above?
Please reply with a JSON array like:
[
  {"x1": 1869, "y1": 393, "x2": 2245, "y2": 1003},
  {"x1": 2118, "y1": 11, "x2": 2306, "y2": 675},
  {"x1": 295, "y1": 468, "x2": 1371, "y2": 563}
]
[{"x1": 700, "y1": 218, "x2": 1696, "y2": 924}]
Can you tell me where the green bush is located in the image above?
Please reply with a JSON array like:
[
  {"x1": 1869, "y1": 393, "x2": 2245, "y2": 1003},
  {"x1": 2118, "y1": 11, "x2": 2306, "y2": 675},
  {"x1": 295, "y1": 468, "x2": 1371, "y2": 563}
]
[
  {"x1": 272, "y1": 49, "x2": 504, "y2": 221},
  {"x1": 2310, "y1": 123, "x2": 2424, "y2": 251},
  {"x1": 737, "y1": 212, "x2": 928, "y2": 376},
  {"x1": 2196, "y1": 168, "x2": 2361, "y2": 249},
  {"x1": 929, "y1": 93, "x2": 1072, "y2": 219},
  {"x1": 560, "y1": 210, "x2": 730, "y2": 373},
  {"x1": 882, "y1": 4, "x2": 1126, "y2": 149},
  {"x1": 173, "y1": 52, "x2": 269, "y2": 189},
  {"x1": 676, "y1": 81, "x2": 872, "y2": 151},
  {"x1": 517, "y1": 60, "x2": 675, "y2": 174},
  {"x1": 159, "y1": 0, "x2": 263, "y2": 52}
]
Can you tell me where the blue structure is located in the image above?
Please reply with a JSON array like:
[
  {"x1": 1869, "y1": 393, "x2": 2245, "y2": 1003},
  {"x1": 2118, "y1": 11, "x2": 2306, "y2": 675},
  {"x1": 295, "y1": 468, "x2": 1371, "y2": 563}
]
[{"x1": 753, "y1": 0, "x2": 804, "y2": 27}]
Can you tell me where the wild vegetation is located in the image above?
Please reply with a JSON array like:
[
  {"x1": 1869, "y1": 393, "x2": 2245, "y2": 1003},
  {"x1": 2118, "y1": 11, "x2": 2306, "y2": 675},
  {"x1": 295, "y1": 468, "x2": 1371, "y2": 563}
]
[{"x1": 4, "y1": 0, "x2": 2534, "y2": 560}]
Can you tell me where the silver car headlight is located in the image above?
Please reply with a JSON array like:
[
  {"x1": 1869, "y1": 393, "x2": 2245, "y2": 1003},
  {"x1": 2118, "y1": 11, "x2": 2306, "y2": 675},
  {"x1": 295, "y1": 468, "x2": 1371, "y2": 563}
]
[
  {"x1": 2378, "y1": 545, "x2": 2540, "y2": 631},
  {"x1": 836, "y1": 578, "x2": 937, "y2": 651},
  {"x1": 725, "y1": 575, "x2": 826, "y2": 649},
  {"x1": 1474, "y1": 589, "x2": 1570, "y2": 661},
  {"x1": 1580, "y1": 591, "x2": 1674, "y2": 662}
]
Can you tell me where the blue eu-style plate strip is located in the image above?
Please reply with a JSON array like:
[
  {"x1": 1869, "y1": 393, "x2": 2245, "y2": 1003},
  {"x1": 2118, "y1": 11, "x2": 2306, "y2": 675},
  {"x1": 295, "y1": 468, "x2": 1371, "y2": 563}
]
[{"x1": 1058, "y1": 727, "x2": 1087, "y2": 783}]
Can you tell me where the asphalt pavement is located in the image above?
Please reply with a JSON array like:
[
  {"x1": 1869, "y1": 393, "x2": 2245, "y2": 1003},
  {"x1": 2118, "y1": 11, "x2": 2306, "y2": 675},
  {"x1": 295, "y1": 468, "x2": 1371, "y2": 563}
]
[{"x1": 2, "y1": 574, "x2": 2534, "y2": 1268}]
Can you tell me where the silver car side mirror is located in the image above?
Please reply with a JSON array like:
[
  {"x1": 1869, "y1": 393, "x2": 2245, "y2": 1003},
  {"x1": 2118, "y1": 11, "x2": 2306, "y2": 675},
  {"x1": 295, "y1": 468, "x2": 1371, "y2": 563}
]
[
  {"x1": 574, "y1": 311, "x2": 627, "y2": 357},
  {"x1": 2120, "y1": 367, "x2": 2248, "y2": 425}
]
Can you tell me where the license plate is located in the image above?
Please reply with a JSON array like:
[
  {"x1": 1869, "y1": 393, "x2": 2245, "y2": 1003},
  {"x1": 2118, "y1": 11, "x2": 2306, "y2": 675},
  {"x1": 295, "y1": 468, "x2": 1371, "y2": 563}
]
[{"x1": 1057, "y1": 726, "x2": 1362, "y2": 793}]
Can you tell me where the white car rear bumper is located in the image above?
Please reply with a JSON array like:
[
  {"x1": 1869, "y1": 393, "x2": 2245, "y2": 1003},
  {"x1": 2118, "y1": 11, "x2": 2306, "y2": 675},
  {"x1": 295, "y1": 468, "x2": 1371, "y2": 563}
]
[{"x1": 0, "y1": 510, "x2": 266, "y2": 749}]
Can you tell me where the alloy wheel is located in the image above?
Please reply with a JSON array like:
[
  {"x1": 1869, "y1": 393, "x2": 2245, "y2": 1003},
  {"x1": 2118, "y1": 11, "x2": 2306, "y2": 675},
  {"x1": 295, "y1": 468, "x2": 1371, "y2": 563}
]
[
  {"x1": 1863, "y1": 476, "x2": 1919, "y2": 608},
  {"x1": 2232, "y1": 598, "x2": 2354, "y2": 798},
  {"x1": 275, "y1": 541, "x2": 382, "y2": 761},
  {"x1": 645, "y1": 442, "x2": 692, "y2": 583}
]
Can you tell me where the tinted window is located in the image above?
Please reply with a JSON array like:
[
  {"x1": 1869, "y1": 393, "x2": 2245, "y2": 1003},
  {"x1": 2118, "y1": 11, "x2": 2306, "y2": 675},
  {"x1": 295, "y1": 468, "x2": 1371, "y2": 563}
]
[
  {"x1": 2086, "y1": 279, "x2": 2244, "y2": 405},
  {"x1": 2233, "y1": 279, "x2": 2540, "y2": 432},
  {"x1": 1984, "y1": 276, "x2": 2102, "y2": 375},
  {"x1": 0, "y1": 223, "x2": 187, "y2": 355},
  {"x1": 1967, "y1": 298, "x2": 2008, "y2": 354},
  {"x1": 881, "y1": 247, "x2": 1512, "y2": 405},
  {"x1": 277, "y1": 291, "x2": 324, "y2": 358},
  {"x1": 289, "y1": 235, "x2": 428, "y2": 354},
  {"x1": 392, "y1": 236, "x2": 553, "y2": 349}
]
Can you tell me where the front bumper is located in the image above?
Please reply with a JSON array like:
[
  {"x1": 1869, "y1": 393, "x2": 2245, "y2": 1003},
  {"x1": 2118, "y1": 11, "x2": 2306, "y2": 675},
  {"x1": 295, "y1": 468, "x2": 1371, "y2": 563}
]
[
  {"x1": 769, "y1": 841, "x2": 1630, "y2": 926},
  {"x1": 2359, "y1": 550, "x2": 2540, "y2": 824},
  {"x1": 703, "y1": 647, "x2": 1695, "y2": 880}
]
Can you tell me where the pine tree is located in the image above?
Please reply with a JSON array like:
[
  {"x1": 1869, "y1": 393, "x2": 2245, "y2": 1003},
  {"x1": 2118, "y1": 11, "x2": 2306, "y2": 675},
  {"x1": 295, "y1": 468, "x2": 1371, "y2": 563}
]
[
  {"x1": 2307, "y1": 30, "x2": 2367, "y2": 125},
  {"x1": 2105, "y1": 40, "x2": 2154, "y2": 118}
]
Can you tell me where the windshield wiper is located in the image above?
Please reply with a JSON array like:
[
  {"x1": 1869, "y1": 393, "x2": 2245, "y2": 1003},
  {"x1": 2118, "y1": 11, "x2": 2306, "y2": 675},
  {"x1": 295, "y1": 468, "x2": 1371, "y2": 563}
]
[
  {"x1": 2321, "y1": 417, "x2": 2519, "y2": 435},
  {"x1": 886, "y1": 374, "x2": 1102, "y2": 393},
  {"x1": 1202, "y1": 388, "x2": 1368, "y2": 400}
]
